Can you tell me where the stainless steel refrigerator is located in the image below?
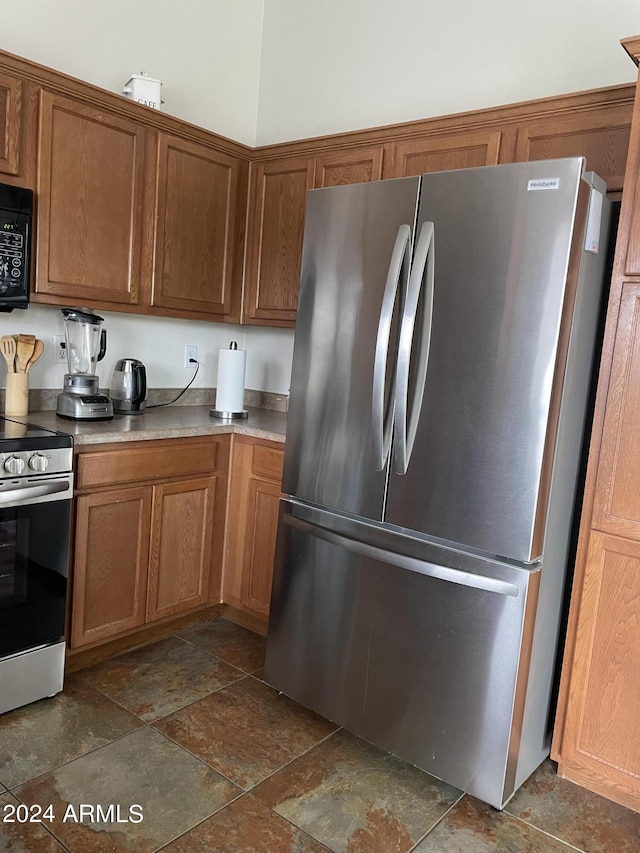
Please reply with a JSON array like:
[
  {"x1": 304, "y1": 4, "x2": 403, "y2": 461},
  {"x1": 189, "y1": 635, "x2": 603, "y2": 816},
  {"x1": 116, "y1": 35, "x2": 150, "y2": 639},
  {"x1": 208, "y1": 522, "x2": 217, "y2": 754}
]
[{"x1": 264, "y1": 158, "x2": 611, "y2": 809}]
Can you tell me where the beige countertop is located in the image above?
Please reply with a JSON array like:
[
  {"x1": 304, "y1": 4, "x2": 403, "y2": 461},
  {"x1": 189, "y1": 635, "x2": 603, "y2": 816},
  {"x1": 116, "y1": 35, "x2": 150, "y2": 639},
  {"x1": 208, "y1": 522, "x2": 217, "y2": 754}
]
[{"x1": 15, "y1": 405, "x2": 287, "y2": 446}]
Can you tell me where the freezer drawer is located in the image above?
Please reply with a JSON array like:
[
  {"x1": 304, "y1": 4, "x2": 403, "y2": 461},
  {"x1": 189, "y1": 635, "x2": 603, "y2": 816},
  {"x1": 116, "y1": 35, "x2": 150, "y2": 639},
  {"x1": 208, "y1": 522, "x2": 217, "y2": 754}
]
[{"x1": 265, "y1": 500, "x2": 541, "y2": 809}]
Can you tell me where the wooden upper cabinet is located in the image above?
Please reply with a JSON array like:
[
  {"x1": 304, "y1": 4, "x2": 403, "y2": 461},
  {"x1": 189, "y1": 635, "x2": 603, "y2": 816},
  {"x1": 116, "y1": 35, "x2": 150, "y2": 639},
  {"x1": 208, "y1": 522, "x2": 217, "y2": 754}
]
[
  {"x1": 315, "y1": 146, "x2": 384, "y2": 187},
  {"x1": 0, "y1": 71, "x2": 22, "y2": 177},
  {"x1": 387, "y1": 131, "x2": 502, "y2": 178},
  {"x1": 243, "y1": 148, "x2": 384, "y2": 326},
  {"x1": 591, "y1": 282, "x2": 640, "y2": 538},
  {"x1": 624, "y1": 170, "x2": 640, "y2": 275},
  {"x1": 243, "y1": 156, "x2": 316, "y2": 326},
  {"x1": 513, "y1": 107, "x2": 631, "y2": 194},
  {"x1": 151, "y1": 133, "x2": 239, "y2": 318},
  {"x1": 35, "y1": 90, "x2": 146, "y2": 305}
]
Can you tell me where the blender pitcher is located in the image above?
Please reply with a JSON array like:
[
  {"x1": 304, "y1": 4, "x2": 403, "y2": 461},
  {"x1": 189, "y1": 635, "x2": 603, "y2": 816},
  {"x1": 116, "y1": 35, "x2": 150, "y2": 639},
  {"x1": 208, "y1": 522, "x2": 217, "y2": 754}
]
[
  {"x1": 56, "y1": 308, "x2": 113, "y2": 420},
  {"x1": 62, "y1": 307, "x2": 107, "y2": 375}
]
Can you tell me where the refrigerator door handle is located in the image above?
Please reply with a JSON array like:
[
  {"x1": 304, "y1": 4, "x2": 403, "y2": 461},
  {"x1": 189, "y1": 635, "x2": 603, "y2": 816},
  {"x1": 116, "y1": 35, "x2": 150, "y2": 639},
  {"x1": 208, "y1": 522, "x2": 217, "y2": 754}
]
[
  {"x1": 394, "y1": 220, "x2": 435, "y2": 475},
  {"x1": 372, "y1": 224, "x2": 412, "y2": 470},
  {"x1": 284, "y1": 513, "x2": 520, "y2": 597}
]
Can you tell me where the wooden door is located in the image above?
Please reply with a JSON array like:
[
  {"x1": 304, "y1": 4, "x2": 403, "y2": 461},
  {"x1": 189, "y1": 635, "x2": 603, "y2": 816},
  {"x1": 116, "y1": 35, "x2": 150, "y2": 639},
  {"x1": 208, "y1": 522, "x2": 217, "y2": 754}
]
[
  {"x1": 592, "y1": 283, "x2": 640, "y2": 538},
  {"x1": 554, "y1": 530, "x2": 640, "y2": 810},
  {"x1": 146, "y1": 477, "x2": 216, "y2": 621},
  {"x1": 243, "y1": 156, "x2": 315, "y2": 325},
  {"x1": 388, "y1": 131, "x2": 502, "y2": 178},
  {"x1": 315, "y1": 146, "x2": 384, "y2": 187},
  {"x1": 241, "y1": 478, "x2": 282, "y2": 615},
  {"x1": 513, "y1": 107, "x2": 631, "y2": 194},
  {"x1": 36, "y1": 90, "x2": 146, "y2": 305},
  {"x1": 223, "y1": 437, "x2": 284, "y2": 618},
  {"x1": 151, "y1": 133, "x2": 239, "y2": 317},
  {"x1": 71, "y1": 486, "x2": 151, "y2": 648},
  {"x1": 0, "y1": 71, "x2": 22, "y2": 177}
]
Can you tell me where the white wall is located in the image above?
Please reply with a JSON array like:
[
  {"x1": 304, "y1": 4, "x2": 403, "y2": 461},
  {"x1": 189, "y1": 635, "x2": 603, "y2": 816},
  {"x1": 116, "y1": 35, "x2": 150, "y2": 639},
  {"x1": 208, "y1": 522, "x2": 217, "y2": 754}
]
[
  {"x1": 0, "y1": 305, "x2": 294, "y2": 394},
  {"x1": 1, "y1": 0, "x2": 264, "y2": 146},
  {"x1": 256, "y1": 0, "x2": 640, "y2": 144}
]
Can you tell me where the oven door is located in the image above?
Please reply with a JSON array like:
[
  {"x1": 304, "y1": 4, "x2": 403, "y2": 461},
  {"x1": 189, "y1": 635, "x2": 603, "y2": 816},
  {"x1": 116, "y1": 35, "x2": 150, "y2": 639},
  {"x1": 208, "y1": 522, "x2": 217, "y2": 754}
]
[{"x1": 0, "y1": 473, "x2": 73, "y2": 658}]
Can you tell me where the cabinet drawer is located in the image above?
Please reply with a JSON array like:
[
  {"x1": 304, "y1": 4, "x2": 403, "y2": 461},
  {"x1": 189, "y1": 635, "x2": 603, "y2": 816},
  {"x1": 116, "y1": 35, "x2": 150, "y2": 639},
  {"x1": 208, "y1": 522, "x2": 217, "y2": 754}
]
[
  {"x1": 77, "y1": 438, "x2": 221, "y2": 490},
  {"x1": 252, "y1": 444, "x2": 284, "y2": 482}
]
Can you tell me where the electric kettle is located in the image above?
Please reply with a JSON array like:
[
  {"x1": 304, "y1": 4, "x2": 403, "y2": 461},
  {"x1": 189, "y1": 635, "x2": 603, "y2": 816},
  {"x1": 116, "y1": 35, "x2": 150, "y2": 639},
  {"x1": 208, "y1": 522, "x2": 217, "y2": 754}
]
[{"x1": 110, "y1": 358, "x2": 147, "y2": 414}]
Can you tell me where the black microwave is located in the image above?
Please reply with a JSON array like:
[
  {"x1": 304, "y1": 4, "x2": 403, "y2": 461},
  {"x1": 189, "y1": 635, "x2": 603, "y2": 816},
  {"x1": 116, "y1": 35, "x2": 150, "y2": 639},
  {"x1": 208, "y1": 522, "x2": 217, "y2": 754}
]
[{"x1": 0, "y1": 183, "x2": 33, "y2": 312}]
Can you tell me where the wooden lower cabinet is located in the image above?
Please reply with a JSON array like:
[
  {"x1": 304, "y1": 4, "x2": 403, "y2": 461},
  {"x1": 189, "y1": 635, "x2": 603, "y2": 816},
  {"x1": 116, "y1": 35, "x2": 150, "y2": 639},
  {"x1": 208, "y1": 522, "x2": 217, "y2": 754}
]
[
  {"x1": 70, "y1": 436, "x2": 229, "y2": 649},
  {"x1": 147, "y1": 477, "x2": 216, "y2": 621},
  {"x1": 71, "y1": 486, "x2": 151, "y2": 647},
  {"x1": 223, "y1": 436, "x2": 284, "y2": 624},
  {"x1": 553, "y1": 531, "x2": 640, "y2": 810}
]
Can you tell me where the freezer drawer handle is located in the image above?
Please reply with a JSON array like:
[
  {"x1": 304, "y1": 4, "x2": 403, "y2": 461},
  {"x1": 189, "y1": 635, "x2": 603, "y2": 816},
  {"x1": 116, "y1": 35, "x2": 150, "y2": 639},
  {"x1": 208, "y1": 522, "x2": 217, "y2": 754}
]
[
  {"x1": 285, "y1": 513, "x2": 520, "y2": 597},
  {"x1": 372, "y1": 224, "x2": 411, "y2": 470},
  {"x1": 394, "y1": 220, "x2": 435, "y2": 474}
]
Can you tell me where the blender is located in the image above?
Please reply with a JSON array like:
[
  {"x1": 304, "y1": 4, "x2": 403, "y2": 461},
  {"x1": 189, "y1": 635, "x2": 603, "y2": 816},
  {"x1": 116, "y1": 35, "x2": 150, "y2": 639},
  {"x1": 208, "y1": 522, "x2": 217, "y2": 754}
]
[{"x1": 56, "y1": 307, "x2": 114, "y2": 420}]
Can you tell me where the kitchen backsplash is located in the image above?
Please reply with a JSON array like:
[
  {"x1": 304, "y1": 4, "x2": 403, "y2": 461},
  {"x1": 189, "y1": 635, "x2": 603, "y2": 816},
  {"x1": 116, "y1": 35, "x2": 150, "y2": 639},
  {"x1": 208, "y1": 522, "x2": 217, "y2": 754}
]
[{"x1": 0, "y1": 387, "x2": 289, "y2": 414}]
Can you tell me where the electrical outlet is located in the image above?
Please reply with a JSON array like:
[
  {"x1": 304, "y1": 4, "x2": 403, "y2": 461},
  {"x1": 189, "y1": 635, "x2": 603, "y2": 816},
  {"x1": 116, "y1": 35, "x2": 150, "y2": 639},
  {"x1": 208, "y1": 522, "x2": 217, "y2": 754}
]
[
  {"x1": 184, "y1": 345, "x2": 197, "y2": 368},
  {"x1": 53, "y1": 335, "x2": 67, "y2": 363}
]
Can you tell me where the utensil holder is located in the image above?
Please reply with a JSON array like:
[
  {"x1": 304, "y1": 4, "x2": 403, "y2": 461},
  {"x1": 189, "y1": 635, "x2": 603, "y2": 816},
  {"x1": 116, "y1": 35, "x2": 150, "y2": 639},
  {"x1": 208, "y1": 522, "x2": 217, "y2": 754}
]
[{"x1": 5, "y1": 373, "x2": 29, "y2": 417}]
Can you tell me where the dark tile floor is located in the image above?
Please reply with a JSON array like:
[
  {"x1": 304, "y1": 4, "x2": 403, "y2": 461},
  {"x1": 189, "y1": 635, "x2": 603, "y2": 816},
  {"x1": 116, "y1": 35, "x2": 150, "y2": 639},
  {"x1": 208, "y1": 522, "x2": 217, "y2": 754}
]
[{"x1": 1, "y1": 616, "x2": 639, "y2": 853}]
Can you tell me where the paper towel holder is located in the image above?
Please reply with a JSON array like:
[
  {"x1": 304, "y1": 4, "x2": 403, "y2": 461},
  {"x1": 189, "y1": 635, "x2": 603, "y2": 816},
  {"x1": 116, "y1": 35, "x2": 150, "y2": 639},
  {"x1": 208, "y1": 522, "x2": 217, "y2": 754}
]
[{"x1": 210, "y1": 341, "x2": 249, "y2": 420}]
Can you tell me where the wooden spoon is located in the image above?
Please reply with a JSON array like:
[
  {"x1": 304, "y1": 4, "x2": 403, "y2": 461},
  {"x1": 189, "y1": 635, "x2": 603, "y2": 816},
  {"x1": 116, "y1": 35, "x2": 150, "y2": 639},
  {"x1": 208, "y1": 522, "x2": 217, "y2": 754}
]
[
  {"x1": 25, "y1": 338, "x2": 44, "y2": 372},
  {"x1": 0, "y1": 335, "x2": 16, "y2": 372},
  {"x1": 15, "y1": 334, "x2": 36, "y2": 373}
]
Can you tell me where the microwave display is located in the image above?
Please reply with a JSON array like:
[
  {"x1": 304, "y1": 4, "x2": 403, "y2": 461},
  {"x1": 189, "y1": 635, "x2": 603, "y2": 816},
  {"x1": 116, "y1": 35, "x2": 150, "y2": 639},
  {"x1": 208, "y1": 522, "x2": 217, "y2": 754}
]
[{"x1": 0, "y1": 184, "x2": 33, "y2": 312}]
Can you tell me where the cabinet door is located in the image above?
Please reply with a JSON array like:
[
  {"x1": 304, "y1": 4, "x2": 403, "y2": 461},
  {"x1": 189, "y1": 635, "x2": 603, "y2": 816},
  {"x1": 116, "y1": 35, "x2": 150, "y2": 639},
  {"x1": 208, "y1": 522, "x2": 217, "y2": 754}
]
[
  {"x1": 244, "y1": 156, "x2": 316, "y2": 326},
  {"x1": 223, "y1": 438, "x2": 284, "y2": 617},
  {"x1": 315, "y1": 146, "x2": 384, "y2": 187},
  {"x1": 36, "y1": 90, "x2": 146, "y2": 305},
  {"x1": 513, "y1": 107, "x2": 631, "y2": 194},
  {"x1": 146, "y1": 477, "x2": 216, "y2": 621},
  {"x1": 0, "y1": 71, "x2": 22, "y2": 177},
  {"x1": 241, "y1": 478, "x2": 282, "y2": 615},
  {"x1": 151, "y1": 133, "x2": 239, "y2": 317},
  {"x1": 554, "y1": 530, "x2": 640, "y2": 811},
  {"x1": 71, "y1": 486, "x2": 151, "y2": 648},
  {"x1": 592, "y1": 283, "x2": 640, "y2": 538},
  {"x1": 388, "y1": 130, "x2": 501, "y2": 178}
]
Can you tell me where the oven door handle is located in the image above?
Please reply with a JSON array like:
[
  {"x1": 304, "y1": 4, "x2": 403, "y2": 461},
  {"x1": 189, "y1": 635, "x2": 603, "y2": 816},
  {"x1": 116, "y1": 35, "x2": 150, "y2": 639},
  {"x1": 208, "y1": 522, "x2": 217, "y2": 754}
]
[{"x1": 0, "y1": 477, "x2": 73, "y2": 506}]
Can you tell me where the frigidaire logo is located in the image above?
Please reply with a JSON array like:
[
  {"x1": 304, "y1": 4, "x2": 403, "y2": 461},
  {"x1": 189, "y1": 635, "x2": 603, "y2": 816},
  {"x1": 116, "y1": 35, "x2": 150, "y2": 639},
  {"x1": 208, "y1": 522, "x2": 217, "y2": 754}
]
[{"x1": 527, "y1": 177, "x2": 560, "y2": 191}]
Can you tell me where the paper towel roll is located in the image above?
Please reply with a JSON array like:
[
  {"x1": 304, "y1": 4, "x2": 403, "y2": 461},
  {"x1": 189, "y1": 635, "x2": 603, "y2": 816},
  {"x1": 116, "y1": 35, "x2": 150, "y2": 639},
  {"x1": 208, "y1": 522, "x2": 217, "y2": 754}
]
[{"x1": 214, "y1": 345, "x2": 246, "y2": 415}]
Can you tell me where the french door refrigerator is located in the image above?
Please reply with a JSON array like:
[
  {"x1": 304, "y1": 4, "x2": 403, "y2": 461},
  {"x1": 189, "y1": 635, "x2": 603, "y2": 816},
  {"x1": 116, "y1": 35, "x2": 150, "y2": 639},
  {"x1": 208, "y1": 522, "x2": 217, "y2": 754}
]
[{"x1": 264, "y1": 158, "x2": 612, "y2": 809}]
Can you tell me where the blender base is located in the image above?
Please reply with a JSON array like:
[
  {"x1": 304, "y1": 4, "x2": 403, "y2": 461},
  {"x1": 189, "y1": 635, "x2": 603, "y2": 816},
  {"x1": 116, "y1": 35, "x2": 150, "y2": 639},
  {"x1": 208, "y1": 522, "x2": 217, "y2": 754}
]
[{"x1": 56, "y1": 374, "x2": 114, "y2": 421}]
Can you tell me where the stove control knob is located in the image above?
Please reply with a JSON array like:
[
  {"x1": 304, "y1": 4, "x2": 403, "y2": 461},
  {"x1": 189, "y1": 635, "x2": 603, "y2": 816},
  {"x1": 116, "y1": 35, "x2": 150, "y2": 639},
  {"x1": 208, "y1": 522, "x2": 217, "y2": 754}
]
[
  {"x1": 28, "y1": 453, "x2": 49, "y2": 473},
  {"x1": 4, "y1": 455, "x2": 25, "y2": 475}
]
